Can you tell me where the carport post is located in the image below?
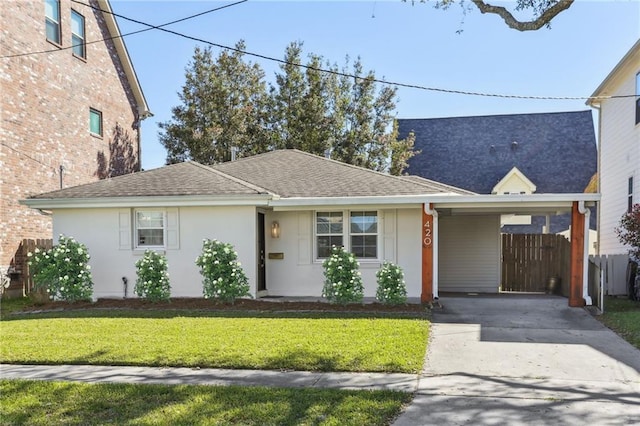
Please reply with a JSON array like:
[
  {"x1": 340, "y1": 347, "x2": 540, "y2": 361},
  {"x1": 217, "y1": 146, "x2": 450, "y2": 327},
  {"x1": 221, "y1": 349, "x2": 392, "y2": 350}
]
[
  {"x1": 422, "y1": 203, "x2": 437, "y2": 303},
  {"x1": 569, "y1": 201, "x2": 587, "y2": 307}
]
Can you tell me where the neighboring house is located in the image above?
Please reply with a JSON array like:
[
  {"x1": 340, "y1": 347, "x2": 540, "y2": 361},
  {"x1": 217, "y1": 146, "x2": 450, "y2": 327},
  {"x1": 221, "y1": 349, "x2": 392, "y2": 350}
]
[
  {"x1": 587, "y1": 39, "x2": 640, "y2": 257},
  {"x1": 21, "y1": 150, "x2": 599, "y2": 307},
  {"x1": 398, "y1": 111, "x2": 597, "y2": 237},
  {"x1": 0, "y1": 0, "x2": 151, "y2": 295}
]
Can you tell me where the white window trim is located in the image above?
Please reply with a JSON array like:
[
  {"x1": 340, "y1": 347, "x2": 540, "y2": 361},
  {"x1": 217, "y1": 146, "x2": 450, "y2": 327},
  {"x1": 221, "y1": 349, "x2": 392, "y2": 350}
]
[
  {"x1": 134, "y1": 209, "x2": 166, "y2": 250},
  {"x1": 313, "y1": 210, "x2": 380, "y2": 262}
]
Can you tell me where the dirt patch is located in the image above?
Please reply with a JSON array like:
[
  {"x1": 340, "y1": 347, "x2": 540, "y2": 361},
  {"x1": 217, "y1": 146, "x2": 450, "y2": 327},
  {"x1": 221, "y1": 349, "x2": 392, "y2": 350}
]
[{"x1": 15, "y1": 297, "x2": 429, "y2": 315}]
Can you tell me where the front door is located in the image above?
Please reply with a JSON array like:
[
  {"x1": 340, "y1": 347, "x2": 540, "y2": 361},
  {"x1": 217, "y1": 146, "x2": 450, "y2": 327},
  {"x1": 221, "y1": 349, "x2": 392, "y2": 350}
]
[{"x1": 257, "y1": 213, "x2": 266, "y2": 292}]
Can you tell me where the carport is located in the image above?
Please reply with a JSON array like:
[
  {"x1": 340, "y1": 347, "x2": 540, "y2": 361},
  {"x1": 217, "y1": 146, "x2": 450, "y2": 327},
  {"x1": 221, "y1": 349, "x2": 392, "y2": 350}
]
[{"x1": 420, "y1": 194, "x2": 600, "y2": 307}]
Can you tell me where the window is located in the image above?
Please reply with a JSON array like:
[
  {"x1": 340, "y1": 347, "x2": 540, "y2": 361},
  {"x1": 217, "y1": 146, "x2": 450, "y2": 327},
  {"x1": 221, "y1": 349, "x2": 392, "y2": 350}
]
[
  {"x1": 350, "y1": 211, "x2": 378, "y2": 258},
  {"x1": 636, "y1": 72, "x2": 640, "y2": 125},
  {"x1": 629, "y1": 177, "x2": 634, "y2": 213},
  {"x1": 89, "y1": 108, "x2": 102, "y2": 136},
  {"x1": 45, "y1": 0, "x2": 60, "y2": 44},
  {"x1": 135, "y1": 211, "x2": 165, "y2": 248},
  {"x1": 315, "y1": 211, "x2": 378, "y2": 259},
  {"x1": 316, "y1": 212, "x2": 343, "y2": 259},
  {"x1": 71, "y1": 10, "x2": 85, "y2": 58}
]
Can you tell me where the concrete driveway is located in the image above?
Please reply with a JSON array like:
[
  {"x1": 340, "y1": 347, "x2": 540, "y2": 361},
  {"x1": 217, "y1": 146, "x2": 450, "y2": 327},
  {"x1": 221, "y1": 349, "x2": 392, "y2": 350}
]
[{"x1": 394, "y1": 295, "x2": 640, "y2": 425}]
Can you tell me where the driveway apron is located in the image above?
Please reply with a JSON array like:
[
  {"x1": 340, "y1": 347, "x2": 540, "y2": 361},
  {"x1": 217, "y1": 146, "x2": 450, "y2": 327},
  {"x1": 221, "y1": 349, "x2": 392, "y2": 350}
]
[{"x1": 394, "y1": 295, "x2": 640, "y2": 425}]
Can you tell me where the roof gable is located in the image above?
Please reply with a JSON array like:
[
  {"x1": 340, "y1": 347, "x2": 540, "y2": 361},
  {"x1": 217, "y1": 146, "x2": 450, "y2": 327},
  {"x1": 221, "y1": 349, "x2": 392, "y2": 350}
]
[
  {"x1": 399, "y1": 111, "x2": 597, "y2": 194},
  {"x1": 588, "y1": 38, "x2": 640, "y2": 105},
  {"x1": 492, "y1": 167, "x2": 536, "y2": 195}
]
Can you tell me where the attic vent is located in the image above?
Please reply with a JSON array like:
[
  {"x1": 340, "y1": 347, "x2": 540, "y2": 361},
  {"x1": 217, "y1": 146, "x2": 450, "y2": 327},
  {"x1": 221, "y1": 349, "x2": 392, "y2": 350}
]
[{"x1": 511, "y1": 141, "x2": 519, "y2": 151}]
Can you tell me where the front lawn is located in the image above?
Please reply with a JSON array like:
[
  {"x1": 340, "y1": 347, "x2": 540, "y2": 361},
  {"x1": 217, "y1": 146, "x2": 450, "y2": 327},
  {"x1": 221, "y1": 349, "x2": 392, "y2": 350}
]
[
  {"x1": 0, "y1": 379, "x2": 411, "y2": 426},
  {"x1": 599, "y1": 297, "x2": 640, "y2": 349},
  {"x1": 0, "y1": 310, "x2": 428, "y2": 373}
]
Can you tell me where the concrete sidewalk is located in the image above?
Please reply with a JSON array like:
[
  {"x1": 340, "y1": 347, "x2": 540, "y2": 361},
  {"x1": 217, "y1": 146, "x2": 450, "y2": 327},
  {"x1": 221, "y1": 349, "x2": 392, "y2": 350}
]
[
  {"x1": 393, "y1": 296, "x2": 640, "y2": 425},
  {"x1": 0, "y1": 363, "x2": 418, "y2": 392}
]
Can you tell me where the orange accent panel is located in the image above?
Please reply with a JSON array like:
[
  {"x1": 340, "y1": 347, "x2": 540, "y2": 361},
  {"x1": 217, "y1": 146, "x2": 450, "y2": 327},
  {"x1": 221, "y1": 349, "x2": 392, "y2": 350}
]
[
  {"x1": 569, "y1": 202, "x2": 586, "y2": 307},
  {"x1": 422, "y1": 204, "x2": 434, "y2": 303}
]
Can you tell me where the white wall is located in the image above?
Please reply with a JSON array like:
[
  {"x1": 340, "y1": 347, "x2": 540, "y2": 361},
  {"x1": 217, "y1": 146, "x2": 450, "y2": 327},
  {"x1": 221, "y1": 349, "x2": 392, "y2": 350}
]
[
  {"x1": 264, "y1": 208, "x2": 423, "y2": 298},
  {"x1": 52, "y1": 206, "x2": 257, "y2": 299},
  {"x1": 439, "y1": 215, "x2": 501, "y2": 293},
  {"x1": 599, "y1": 68, "x2": 640, "y2": 255}
]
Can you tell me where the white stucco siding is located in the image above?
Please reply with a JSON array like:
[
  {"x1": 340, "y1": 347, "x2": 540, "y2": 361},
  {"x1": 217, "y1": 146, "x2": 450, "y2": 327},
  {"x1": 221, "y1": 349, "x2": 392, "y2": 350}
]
[
  {"x1": 264, "y1": 208, "x2": 423, "y2": 298},
  {"x1": 52, "y1": 206, "x2": 257, "y2": 299},
  {"x1": 439, "y1": 215, "x2": 501, "y2": 293},
  {"x1": 598, "y1": 71, "x2": 640, "y2": 255}
]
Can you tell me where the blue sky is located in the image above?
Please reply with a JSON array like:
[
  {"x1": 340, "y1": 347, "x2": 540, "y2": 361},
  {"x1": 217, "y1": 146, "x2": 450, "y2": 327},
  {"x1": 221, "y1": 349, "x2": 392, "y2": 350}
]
[{"x1": 109, "y1": 0, "x2": 640, "y2": 170}]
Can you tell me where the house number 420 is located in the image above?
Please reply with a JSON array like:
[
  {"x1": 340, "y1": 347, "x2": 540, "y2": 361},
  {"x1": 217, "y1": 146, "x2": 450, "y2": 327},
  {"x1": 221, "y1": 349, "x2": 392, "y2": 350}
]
[{"x1": 423, "y1": 221, "x2": 432, "y2": 247}]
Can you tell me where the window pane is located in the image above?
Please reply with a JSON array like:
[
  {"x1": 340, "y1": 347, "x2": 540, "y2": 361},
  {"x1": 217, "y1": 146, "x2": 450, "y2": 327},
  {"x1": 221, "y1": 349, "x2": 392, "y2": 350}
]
[
  {"x1": 71, "y1": 11, "x2": 83, "y2": 35},
  {"x1": 351, "y1": 234, "x2": 377, "y2": 258},
  {"x1": 350, "y1": 211, "x2": 377, "y2": 233},
  {"x1": 138, "y1": 229, "x2": 164, "y2": 246},
  {"x1": 72, "y1": 35, "x2": 84, "y2": 57},
  {"x1": 317, "y1": 212, "x2": 342, "y2": 234},
  {"x1": 45, "y1": 21, "x2": 60, "y2": 44},
  {"x1": 316, "y1": 221, "x2": 330, "y2": 234},
  {"x1": 90, "y1": 109, "x2": 102, "y2": 135},
  {"x1": 317, "y1": 235, "x2": 343, "y2": 258},
  {"x1": 45, "y1": 0, "x2": 60, "y2": 44},
  {"x1": 137, "y1": 211, "x2": 163, "y2": 228}
]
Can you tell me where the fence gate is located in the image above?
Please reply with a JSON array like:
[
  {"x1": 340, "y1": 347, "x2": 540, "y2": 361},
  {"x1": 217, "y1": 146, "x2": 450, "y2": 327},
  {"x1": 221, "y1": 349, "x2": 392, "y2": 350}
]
[
  {"x1": 4, "y1": 238, "x2": 53, "y2": 297},
  {"x1": 501, "y1": 234, "x2": 571, "y2": 294}
]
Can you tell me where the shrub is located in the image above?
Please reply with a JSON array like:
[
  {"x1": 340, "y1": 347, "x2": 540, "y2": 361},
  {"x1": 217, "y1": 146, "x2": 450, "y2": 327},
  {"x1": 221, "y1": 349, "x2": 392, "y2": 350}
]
[
  {"x1": 134, "y1": 250, "x2": 171, "y2": 302},
  {"x1": 616, "y1": 203, "x2": 640, "y2": 260},
  {"x1": 196, "y1": 239, "x2": 250, "y2": 303},
  {"x1": 27, "y1": 235, "x2": 93, "y2": 302},
  {"x1": 322, "y1": 246, "x2": 363, "y2": 304},
  {"x1": 376, "y1": 262, "x2": 407, "y2": 305}
]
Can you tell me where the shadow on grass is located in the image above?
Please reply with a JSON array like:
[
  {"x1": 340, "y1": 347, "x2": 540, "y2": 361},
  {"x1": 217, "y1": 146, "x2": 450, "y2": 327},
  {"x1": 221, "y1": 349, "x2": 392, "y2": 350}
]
[{"x1": 0, "y1": 379, "x2": 410, "y2": 425}]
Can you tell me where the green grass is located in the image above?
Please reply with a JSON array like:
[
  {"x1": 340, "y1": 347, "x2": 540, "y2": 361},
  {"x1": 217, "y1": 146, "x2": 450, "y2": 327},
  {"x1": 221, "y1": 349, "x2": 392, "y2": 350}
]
[
  {"x1": 0, "y1": 310, "x2": 428, "y2": 373},
  {"x1": 0, "y1": 379, "x2": 411, "y2": 425},
  {"x1": 599, "y1": 297, "x2": 640, "y2": 350},
  {"x1": 0, "y1": 297, "x2": 34, "y2": 319}
]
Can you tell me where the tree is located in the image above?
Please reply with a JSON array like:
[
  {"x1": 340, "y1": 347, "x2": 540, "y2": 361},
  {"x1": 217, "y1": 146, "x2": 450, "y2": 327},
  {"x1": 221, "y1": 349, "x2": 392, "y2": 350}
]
[
  {"x1": 616, "y1": 204, "x2": 640, "y2": 260},
  {"x1": 161, "y1": 42, "x2": 417, "y2": 174},
  {"x1": 158, "y1": 42, "x2": 269, "y2": 164},
  {"x1": 269, "y1": 42, "x2": 332, "y2": 156},
  {"x1": 411, "y1": 0, "x2": 574, "y2": 31}
]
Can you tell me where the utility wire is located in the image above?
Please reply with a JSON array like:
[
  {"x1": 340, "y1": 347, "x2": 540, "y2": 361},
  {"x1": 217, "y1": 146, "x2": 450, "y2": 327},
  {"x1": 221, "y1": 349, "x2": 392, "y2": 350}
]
[
  {"x1": 1, "y1": 142, "x2": 55, "y2": 169},
  {"x1": 6, "y1": 0, "x2": 636, "y2": 101},
  {"x1": 0, "y1": 0, "x2": 248, "y2": 59},
  {"x1": 72, "y1": 0, "x2": 636, "y2": 102}
]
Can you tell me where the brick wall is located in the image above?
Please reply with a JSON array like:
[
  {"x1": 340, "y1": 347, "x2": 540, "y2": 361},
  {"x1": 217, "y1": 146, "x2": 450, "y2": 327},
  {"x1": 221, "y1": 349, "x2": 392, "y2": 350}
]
[{"x1": 0, "y1": 0, "x2": 142, "y2": 289}]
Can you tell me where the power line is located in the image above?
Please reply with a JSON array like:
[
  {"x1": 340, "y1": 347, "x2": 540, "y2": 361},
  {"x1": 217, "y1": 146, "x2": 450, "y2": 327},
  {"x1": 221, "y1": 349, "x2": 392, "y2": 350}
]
[
  {"x1": 1, "y1": 142, "x2": 55, "y2": 169},
  {"x1": 0, "y1": 0, "x2": 248, "y2": 59},
  {"x1": 6, "y1": 0, "x2": 637, "y2": 102},
  {"x1": 73, "y1": 0, "x2": 637, "y2": 102}
]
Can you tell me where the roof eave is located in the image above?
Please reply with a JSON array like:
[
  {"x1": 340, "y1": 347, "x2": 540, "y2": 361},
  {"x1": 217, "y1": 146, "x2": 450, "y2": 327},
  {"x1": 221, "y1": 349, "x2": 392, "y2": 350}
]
[
  {"x1": 587, "y1": 38, "x2": 640, "y2": 107},
  {"x1": 270, "y1": 193, "x2": 600, "y2": 211},
  {"x1": 98, "y1": 0, "x2": 152, "y2": 119},
  {"x1": 20, "y1": 194, "x2": 272, "y2": 209}
]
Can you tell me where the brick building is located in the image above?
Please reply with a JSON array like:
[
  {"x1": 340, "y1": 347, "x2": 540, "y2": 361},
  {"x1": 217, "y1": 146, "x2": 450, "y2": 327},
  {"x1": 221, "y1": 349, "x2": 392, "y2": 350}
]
[{"x1": 1, "y1": 0, "x2": 150, "y2": 296}]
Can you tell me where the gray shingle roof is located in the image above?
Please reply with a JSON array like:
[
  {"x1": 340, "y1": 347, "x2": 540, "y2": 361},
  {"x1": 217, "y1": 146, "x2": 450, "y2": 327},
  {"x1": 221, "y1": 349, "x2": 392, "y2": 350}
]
[
  {"x1": 29, "y1": 162, "x2": 267, "y2": 199},
  {"x1": 28, "y1": 150, "x2": 468, "y2": 201},
  {"x1": 212, "y1": 149, "x2": 469, "y2": 197},
  {"x1": 398, "y1": 111, "x2": 597, "y2": 194}
]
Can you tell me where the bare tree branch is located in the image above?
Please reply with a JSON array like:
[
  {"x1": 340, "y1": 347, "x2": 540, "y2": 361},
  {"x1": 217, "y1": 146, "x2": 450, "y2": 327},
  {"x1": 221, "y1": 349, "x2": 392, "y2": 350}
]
[{"x1": 470, "y1": 0, "x2": 574, "y2": 31}]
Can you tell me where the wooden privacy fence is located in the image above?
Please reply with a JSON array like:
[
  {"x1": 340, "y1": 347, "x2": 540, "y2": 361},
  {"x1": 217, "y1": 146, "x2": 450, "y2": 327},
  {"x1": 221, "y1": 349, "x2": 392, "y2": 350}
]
[
  {"x1": 5, "y1": 238, "x2": 53, "y2": 297},
  {"x1": 501, "y1": 234, "x2": 571, "y2": 294}
]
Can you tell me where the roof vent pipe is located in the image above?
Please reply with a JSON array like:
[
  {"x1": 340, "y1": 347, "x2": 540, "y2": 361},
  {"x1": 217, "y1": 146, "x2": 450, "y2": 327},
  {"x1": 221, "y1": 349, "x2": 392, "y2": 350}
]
[{"x1": 511, "y1": 141, "x2": 518, "y2": 151}]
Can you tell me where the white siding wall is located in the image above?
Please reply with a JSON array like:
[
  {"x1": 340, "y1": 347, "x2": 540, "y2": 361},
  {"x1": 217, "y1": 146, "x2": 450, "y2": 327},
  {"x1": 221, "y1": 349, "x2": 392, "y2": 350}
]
[
  {"x1": 439, "y1": 215, "x2": 501, "y2": 293},
  {"x1": 264, "y1": 208, "x2": 423, "y2": 298},
  {"x1": 599, "y1": 71, "x2": 640, "y2": 255},
  {"x1": 52, "y1": 206, "x2": 257, "y2": 299}
]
